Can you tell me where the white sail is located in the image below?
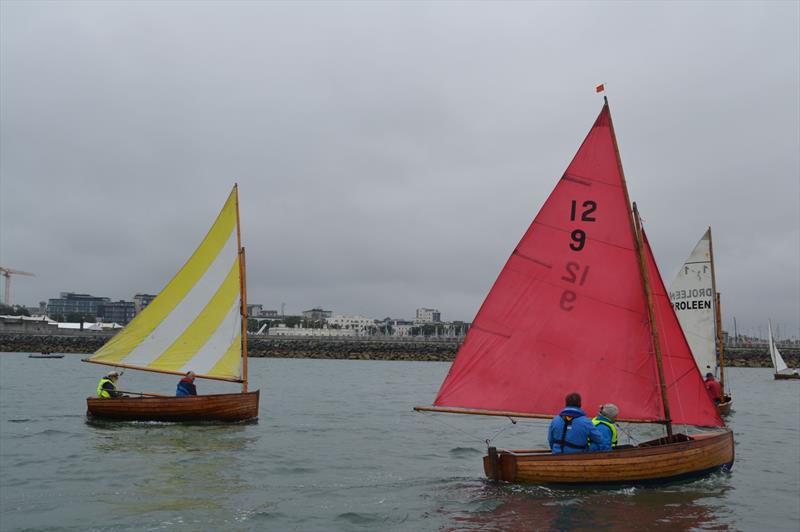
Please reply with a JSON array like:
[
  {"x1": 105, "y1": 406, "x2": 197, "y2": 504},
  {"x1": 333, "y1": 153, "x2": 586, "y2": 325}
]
[
  {"x1": 85, "y1": 187, "x2": 244, "y2": 382},
  {"x1": 768, "y1": 321, "x2": 789, "y2": 373},
  {"x1": 669, "y1": 229, "x2": 717, "y2": 374}
]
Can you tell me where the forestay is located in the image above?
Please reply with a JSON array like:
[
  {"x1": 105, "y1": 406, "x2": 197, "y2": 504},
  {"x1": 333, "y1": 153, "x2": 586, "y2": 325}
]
[
  {"x1": 432, "y1": 104, "x2": 723, "y2": 428},
  {"x1": 669, "y1": 230, "x2": 717, "y2": 375},
  {"x1": 85, "y1": 188, "x2": 243, "y2": 381}
]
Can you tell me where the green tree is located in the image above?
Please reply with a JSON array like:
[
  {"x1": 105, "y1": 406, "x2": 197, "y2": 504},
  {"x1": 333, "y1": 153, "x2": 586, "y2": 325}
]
[{"x1": 0, "y1": 304, "x2": 30, "y2": 316}]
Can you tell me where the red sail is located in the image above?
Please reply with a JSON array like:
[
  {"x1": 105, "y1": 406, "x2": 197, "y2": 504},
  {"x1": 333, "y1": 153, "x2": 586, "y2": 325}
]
[
  {"x1": 433, "y1": 103, "x2": 723, "y2": 427},
  {"x1": 642, "y1": 230, "x2": 723, "y2": 427}
]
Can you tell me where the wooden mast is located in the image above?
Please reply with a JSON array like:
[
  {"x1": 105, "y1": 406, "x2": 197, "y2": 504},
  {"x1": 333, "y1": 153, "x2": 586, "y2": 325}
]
[
  {"x1": 708, "y1": 227, "x2": 726, "y2": 395},
  {"x1": 632, "y1": 203, "x2": 673, "y2": 437},
  {"x1": 234, "y1": 183, "x2": 249, "y2": 393},
  {"x1": 605, "y1": 96, "x2": 673, "y2": 437}
]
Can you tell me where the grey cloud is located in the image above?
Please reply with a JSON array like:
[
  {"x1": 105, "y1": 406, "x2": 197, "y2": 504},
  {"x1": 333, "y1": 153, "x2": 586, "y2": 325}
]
[{"x1": 1, "y1": 1, "x2": 797, "y2": 337}]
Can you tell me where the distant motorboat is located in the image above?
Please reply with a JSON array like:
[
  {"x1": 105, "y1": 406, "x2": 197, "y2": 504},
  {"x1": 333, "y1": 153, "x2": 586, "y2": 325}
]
[{"x1": 29, "y1": 352, "x2": 64, "y2": 359}]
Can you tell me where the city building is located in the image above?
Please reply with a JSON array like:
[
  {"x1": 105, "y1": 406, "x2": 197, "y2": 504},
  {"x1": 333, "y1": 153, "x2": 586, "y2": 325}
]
[
  {"x1": 47, "y1": 292, "x2": 109, "y2": 319},
  {"x1": 24, "y1": 301, "x2": 48, "y2": 317},
  {"x1": 268, "y1": 324, "x2": 355, "y2": 337},
  {"x1": 377, "y1": 318, "x2": 414, "y2": 336},
  {"x1": 415, "y1": 307, "x2": 441, "y2": 324},
  {"x1": 247, "y1": 304, "x2": 280, "y2": 319},
  {"x1": 98, "y1": 300, "x2": 136, "y2": 325},
  {"x1": 326, "y1": 314, "x2": 376, "y2": 331},
  {"x1": 302, "y1": 308, "x2": 332, "y2": 321},
  {"x1": 133, "y1": 293, "x2": 157, "y2": 315},
  {"x1": 0, "y1": 315, "x2": 58, "y2": 334}
]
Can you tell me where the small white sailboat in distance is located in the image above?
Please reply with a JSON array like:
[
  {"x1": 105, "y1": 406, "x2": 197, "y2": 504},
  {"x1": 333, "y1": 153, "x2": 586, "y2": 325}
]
[
  {"x1": 769, "y1": 321, "x2": 799, "y2": 380},
  {"x1": 669, "y1": 228, "x2": 732, "y2": 414}
]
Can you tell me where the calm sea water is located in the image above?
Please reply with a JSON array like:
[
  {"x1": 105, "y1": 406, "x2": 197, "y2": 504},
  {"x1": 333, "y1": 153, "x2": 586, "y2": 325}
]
[{"x1": 1, "y1": 354, "x2": 798, "y2": 532}]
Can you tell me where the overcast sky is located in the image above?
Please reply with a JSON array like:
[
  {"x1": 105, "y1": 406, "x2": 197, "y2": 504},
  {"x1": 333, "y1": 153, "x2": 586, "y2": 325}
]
[{"x1": 1, "y1": 1, "x2": 798, "y2": 338}]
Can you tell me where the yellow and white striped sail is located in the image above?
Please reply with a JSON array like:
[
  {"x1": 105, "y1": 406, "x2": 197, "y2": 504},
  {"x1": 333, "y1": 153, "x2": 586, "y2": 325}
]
[{"x1": 87, "y1": 187, "x2": 244, "y2": 381}]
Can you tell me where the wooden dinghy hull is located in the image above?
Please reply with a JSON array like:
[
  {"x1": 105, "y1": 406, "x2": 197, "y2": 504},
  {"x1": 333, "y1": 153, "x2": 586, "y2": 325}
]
[
  {"x1": 716, "y1": 396, "x2": 733, "y2": 416},
  {"x1": 86, "y1": 390, "x2": 259, "y2": 422},
  {"x1": 484, "y1": 430, "x2": 733, "y2": 485},
  {"x1": 774, "y1": 372, "x2": 800, "y2": 380}
]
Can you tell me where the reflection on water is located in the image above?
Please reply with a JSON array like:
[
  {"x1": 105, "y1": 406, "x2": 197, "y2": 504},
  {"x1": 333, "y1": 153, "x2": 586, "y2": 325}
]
[
  {"x1": 1, "y1": 357, "x2": 797, "y2": 531},
  {"x1": 442, "y1": 478, "x2": 732, "y2": 531},
  {"x1": 88, "y1": 422, "x2": 257, "y2": 516},
  {"x1": 88, "y1": 421, "x2": 256, "y2": 453}
]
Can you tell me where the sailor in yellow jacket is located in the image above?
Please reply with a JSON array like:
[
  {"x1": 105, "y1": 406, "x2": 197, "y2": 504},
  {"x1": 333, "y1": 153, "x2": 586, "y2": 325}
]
[
  {"x1": 96, "y1": 371, "x2": 123, "y2": 398},
  {"x1": 589, "y1": 403, "x2": 619, "y2": 451}
]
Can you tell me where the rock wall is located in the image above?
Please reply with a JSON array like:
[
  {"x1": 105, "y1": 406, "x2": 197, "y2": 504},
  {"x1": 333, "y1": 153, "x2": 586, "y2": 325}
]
[{"x1": 1, "y1": 333, "x2": 798, "y2": 367}]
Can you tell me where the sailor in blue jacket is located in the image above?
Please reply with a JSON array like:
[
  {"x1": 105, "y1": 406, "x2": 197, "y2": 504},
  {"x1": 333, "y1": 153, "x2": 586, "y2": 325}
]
[
  {"x1": 548, "y1": 392, "x2": 605, "y2": 454},
  {"x1": 176, "y1": 371, "x2": 198, "y2": 396}
]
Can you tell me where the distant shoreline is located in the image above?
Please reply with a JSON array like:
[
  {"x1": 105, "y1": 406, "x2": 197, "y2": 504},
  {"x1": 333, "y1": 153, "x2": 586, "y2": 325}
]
[{"x1": 1, "y1": 333, "x2": 797, "y2": 367}]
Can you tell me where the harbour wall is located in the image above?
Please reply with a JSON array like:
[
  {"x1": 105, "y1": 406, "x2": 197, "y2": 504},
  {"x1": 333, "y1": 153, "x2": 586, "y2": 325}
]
[{"x1": 1, "y1": 333, "x2": 798, "y2": 367}]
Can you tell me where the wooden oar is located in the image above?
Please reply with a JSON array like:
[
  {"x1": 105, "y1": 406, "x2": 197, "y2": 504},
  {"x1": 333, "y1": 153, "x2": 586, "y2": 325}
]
[{"x1": 114, "y1": 390, "x2": 169, "y2": 398}]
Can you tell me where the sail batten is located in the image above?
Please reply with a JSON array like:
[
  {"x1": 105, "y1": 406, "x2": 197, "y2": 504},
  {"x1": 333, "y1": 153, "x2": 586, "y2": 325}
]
[
  {"x1": 431, "y1": 103, "x2": 723, "y2": 428},
  {"x1": 85, "y1": 188, "x2": 244, "y2": 381}
]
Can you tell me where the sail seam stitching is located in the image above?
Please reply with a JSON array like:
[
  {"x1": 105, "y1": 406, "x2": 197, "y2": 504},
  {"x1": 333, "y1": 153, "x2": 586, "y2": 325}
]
[
  {"x1": 561, "y1": 172, "x2": 622, "y2": 188},
  {"x1": 471, "y1": 324, "x2": 512, "y2": 339},
  {"x1": 512, "y1": 249, "x2": 553, "y2": 268}
]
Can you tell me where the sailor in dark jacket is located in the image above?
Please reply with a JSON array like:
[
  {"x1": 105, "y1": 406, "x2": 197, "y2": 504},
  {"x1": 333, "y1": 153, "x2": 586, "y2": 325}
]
[
  {"x1": 176, "y1": 371, "x2": 198, "y2": 396},
  {"x1": 548, "y1": 392, "x2": 604, "y2": 454}
]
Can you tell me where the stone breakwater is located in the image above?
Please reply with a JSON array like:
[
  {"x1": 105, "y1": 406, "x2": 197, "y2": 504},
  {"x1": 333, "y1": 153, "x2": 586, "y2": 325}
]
[{"x1": 1, "y1": 333, "x2": 798, "y2": 367}]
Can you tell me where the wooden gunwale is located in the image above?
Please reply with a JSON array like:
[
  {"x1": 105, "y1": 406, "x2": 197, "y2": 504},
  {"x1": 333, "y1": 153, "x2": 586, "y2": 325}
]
[
  {"x1": 485, "y1": 430, "x2": 733, "y2": 484},
  {"x1": 774, "y1": 373, "x2": 800, "y2": 380},
  {"x1": 86, "y1": 390, "x2": 259, "y2": 422}
]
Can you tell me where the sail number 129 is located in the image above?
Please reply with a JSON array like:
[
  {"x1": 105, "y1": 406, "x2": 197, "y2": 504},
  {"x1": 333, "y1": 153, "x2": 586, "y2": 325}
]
[{"x1": 560, "y1": 199, "x2": 597, "y2": 311}]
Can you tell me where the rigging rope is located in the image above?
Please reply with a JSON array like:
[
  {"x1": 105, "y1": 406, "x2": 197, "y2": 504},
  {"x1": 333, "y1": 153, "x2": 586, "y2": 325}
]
[
  {"x1": 617, "y1": 423, "x2": 641, "y2": 445},
  {"x1": 419, "y1": 411, "x2": 525, "y2": 448}
]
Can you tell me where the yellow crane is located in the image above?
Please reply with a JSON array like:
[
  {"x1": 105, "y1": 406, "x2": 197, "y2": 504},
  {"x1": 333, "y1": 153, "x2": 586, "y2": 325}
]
[{"x1": 0, "y1": 267, "x2": 35, "y2": 306}]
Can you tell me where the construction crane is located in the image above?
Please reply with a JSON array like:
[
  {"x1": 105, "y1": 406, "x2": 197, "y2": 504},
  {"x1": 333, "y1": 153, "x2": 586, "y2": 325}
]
[{"x1": 0, "y1": 267, "x2": 35, "y2": 306}]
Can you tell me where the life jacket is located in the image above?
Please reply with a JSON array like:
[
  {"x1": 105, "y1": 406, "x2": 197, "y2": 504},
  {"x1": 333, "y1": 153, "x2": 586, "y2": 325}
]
[
  {"x1": 592, "y1": 416, "x2": 618, "y2": 447},
  {"x1": 96, "y1": 378, "x2": 116, "y2": 398},
  {"x1": 553, "y1": 414, "x2": 588, "y2": 453}
]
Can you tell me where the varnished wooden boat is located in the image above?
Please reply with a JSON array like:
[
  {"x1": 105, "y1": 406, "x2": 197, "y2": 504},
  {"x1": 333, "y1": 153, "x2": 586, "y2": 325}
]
[
  {"x1": 775, "y1": 372, "x2": 800, "y2": 380},
  {"x1": 484, "y1": 430, "x2": 733, "y2": 485},
  {"x1": 81, "y1": 186, "x2": 262, "y2": 422},
  {"x1": 717, "y1": 395, "x2": 733, "y2": 415},
  {"x1": 86, "y1": 390, "x2": 259, "y2": 422},
  {"x1": 416, "y1": 99, "x2": 734, "y2": 486}
]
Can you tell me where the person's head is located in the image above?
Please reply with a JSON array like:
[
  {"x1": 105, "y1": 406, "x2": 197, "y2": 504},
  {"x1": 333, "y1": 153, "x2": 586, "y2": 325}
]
[
  {"x1": 599, "y1": 403, "x2": 619, "y2": 421},
  {"x1": 186, "y1": 371, "x2": 196, "y2": 381},
  {"x1": 107, "y1": 371, "x2": 120, "y2": 382},
  {"x1": 705, "y1": 372, "x2": 714, "y2": 380},
  {"x1": 565, "y1": 392, "x2": 581, "y2": 408}
]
